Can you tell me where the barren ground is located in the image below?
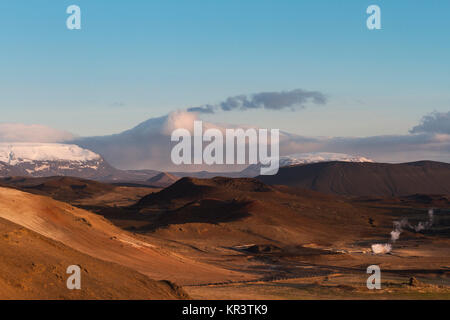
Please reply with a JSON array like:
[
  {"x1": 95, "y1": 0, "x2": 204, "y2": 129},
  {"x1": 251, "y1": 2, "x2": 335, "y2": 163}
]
[{"x1": 0, "y1": 177, "x2": 449, "y2": 299}]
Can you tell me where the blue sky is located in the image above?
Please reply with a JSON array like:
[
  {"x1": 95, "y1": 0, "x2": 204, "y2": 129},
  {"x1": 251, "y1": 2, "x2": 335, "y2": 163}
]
[{"x1": 1, "y1": 0, "x2": 449, "y2": 136}]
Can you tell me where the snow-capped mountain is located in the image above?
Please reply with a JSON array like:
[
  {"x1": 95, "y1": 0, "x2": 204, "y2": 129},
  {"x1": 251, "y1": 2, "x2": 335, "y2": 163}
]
[
  {"x1": 0, "y1": 143, "x2": 117, "y2": 179},
  {"x1": 0, "y1": 143, "x2": 101, "y2": 164},
  {"x1": 278, "y1": 152, "x2": 373, "y2": 167},
  {"x1": 240, "y1": 152, "x2": 373, "y2": 177},
  {"x1": 0, "y1": 143, "x2": 168, "y2": 182}
]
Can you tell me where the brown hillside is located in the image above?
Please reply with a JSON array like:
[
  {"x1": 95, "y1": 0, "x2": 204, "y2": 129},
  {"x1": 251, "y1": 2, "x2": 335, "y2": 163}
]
[
  {"x1": 0, "y1": 187, "x2": 248, "y2": 285},
  {"x1": 257, "y1": 161, "x2": 450, "y2": 197},
  {"x1": 0, "y1": 217, "x2": 188, "y2": 299},
  {"x1": 135, "y1": 177, "x2": 378, "y2": 247}
]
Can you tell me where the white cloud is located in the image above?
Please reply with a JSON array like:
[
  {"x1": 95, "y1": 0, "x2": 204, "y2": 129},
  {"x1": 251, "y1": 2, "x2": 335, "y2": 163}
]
[
  {"x1": 74, "y1": 111, "x2": 255, "y2": 171},
  {"x1": 163, "y1": 111, "x2": 198, "y2": 134},
  {"x1": 0, "y1": 123, "x2": 75, "y2": 143}
]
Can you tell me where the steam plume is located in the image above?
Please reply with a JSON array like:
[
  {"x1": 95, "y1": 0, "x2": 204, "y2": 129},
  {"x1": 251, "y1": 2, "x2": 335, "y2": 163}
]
[
  {"x1": 371, "y1": 243, "x2": 392, "y2": 254},
  {"x1": 371, "y1": 209, "x2": 435, "y2": 254}
]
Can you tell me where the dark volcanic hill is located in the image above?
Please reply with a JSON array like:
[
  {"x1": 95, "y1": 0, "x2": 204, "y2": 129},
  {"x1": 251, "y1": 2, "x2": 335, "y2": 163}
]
[
  {"x1": 133, "y1": 176, "x2": 381, "y2": 247},
  {"x1": 137, "y1": 176, "x2": 273, "y2": 208},
  {"x1": 257, "y1": 161, "x2": 450, "y2": 197}
]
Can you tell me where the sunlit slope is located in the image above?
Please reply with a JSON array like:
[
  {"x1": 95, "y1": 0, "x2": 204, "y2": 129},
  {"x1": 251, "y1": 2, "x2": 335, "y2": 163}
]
[{"x1": 0, "y1": 187, "x2": 246, "y2": 285}]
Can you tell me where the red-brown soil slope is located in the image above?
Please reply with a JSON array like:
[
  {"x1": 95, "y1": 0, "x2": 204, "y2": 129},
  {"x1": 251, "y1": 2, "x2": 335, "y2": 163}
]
[
  {"x1": 0, "y1": 187, "x2": 248, "y2": 285},
  {"x1": 0, "y1": 217, "x2": 188, "y2": 299}
]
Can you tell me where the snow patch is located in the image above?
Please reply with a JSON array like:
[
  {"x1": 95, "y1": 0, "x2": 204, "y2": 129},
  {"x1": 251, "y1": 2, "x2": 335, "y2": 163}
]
[
  {"x1": 33, "y1": 164, "x2": 50, "y2": 172},
  {"x1": 279, "y1": 152, "x2": 373, "y2": 167},
  {"x1": 0, "y1": 143, "x2": 101, "y2": 165}
]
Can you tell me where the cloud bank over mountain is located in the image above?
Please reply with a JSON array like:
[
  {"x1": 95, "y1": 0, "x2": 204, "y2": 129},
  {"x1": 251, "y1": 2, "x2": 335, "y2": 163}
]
[
  {"x1": 2, "y1": 110, "x2": 449, "y2": 171},
  {"x1": 0, "y1": 123, "x2": 74, "y2": 143},
  {"x1": 72, "y1": 111, "x2": 450, "y2": 171},
  {"x1": 73, "y1": 111, "x2": 248, "y2": 172}
]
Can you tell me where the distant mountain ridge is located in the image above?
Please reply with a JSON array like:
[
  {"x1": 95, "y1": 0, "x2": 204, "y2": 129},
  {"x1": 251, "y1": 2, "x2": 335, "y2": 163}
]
[
  {"x1": 0, "y1": 143, "x2": 112, "y2": 179},
  {"x1": 146, "y1": 172, "x2": 180, "y2": 187},
  {"x1": 0, "y1": 142, "x2": 239, "y2": 186},
  {"x1": 241, "y1": 152, "x2": 373, "y2": 177},
  {"x1": 0, "y1": 143, "x2": 158, "y2": 181},
  {"x1": 257, "y1": 160, "x2": 450, "y2": 197},
  {"x1": 3, "y1": 144, "x2": 449, "y2": 197}
]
